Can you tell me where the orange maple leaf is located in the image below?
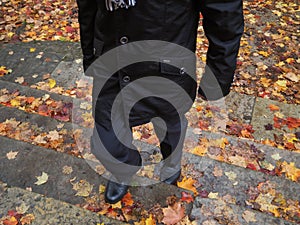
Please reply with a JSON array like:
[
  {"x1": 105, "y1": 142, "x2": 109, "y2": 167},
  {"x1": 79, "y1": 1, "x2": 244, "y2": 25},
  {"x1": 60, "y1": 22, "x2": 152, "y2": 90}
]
[
  {"x1": 268, "y1": 104, "x2": 280, "y2": 111},
  {"x1": 177, "y1": 177, "x2": 198, "y2": 195},
  {"x1": 121, "y1": 192, "x2": 134, "y2": 206}
]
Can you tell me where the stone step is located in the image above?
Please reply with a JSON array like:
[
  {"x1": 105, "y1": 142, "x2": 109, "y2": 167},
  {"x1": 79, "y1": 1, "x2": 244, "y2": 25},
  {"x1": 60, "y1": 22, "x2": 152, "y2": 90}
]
[
  {"x1": 0, "y1": 183, "x2": 125, "y2": 225},
  {"x1": 182, "y1": 151, "x2": 300, "y2": 224},
  {"x1": 0, "y1": 79, "x2": 91, "y2": 127},
  {"x1": 185, "y1": 127, "x2": 300, "y2": 176},
  {"x1": 0, "y1": 136, "x2": 194, "y2": 223},
  {"x1": 0, "y1": 41, "x2": 81, "y2": 84},
  {"x1": 188, "y1": 91, "x2": 299, "y2": 152},
  {"x1": 191, "y1": 198, "x2": 298, "y2": 225}
]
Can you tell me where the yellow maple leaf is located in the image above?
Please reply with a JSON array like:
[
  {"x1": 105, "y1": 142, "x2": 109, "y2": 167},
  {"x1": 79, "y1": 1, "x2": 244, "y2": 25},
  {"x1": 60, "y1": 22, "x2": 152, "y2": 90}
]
[
  {"x1": 145, "y1": 214, "x2": 156, "y2": 225},
  {"x1": 281, "y1": 161, "x2": 300, "y2": 182},
  {"x1": 177, "y1": 177, "x2": 198, "y2": 195},
  {"x1": 48, "y1": 78, "x2": 56, "y2": 88},
  {"x1": 258, "y1": 51, "x2": 269, "y2": 57},
  {"x1": 192, "y1": 146, "x2": 207, "y2": 156},
  {"x1": 10, "y1": 99, "x2": 21, "y2": 107}
]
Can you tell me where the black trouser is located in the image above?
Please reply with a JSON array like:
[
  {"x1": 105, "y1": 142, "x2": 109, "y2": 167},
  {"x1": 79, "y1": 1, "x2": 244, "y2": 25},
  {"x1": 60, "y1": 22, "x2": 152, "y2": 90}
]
[{"x1": 91, "y1": 113, "x2": 188, "y2": 181}]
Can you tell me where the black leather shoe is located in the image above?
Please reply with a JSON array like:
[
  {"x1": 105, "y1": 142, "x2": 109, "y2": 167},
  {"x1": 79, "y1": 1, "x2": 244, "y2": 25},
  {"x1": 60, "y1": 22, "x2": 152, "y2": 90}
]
[
  {"x1": 162, "y1": 170, "x2": 181, "y2": 185},
  {"x1": 104, "y1": 180, "x2": 129, "y2": 204}
]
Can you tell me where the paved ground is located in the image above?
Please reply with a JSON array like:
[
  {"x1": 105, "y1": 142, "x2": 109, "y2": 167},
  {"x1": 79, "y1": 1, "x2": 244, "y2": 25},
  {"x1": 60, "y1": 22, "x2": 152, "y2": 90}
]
[{"x1": 0, "y1": 40, "x2": 299, "y2": 224}]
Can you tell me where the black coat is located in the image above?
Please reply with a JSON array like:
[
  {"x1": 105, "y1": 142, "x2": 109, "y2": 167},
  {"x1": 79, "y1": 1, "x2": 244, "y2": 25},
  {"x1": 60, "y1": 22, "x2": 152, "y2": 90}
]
[{"x1": 76, "y1": 0, "x2": 244, "y2": 128}]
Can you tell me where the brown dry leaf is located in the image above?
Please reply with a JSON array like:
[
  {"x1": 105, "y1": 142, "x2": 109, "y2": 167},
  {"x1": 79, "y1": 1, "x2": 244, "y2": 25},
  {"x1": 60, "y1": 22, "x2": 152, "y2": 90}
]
[
  {"x1": 242, "y1": 210, "x2": 257, "y2": 223},
  {"x1": 284, "y1": 72, "x2": 299, "y2": 83},
  {"x1": 162, "y1": 202, "x2": 185, "y2": 225},
  {"x1": 62, "y1": 165, "x2": 73, "y2": 175},
  {"x1": 228, "y1": 156, "x2": 247, "y2": 168},
  {"x1": 177, "y1": 177, "x2": 198, "y2": 195},
  {"x1": 6, "y1": 151, "x2": 18, "y2": 160},
  {"x1": 72, "y1": 179, "x2": 93, "y2": 197},
  {"x1": 46, "y1": 130, "x2": 60, "y2": 141},
  {"x1": 213, "y1": 166, "x2": 223, "y2": 177},
  {"x1": 20, "y1": 214, "x2": 35, "y2": 225},
  {"x1": 15, "y1": 77, "x2": 24, "y2": 84}
]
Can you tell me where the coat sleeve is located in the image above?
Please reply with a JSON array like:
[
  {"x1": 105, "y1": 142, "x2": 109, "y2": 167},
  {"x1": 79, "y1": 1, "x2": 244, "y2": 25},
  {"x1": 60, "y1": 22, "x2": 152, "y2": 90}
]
[
  {"x1": 76, "y1": 0, "x2": 98, "y2": 56},
  {"x1": 198, "y1": 0, "x2": 244, "y2": 100}
]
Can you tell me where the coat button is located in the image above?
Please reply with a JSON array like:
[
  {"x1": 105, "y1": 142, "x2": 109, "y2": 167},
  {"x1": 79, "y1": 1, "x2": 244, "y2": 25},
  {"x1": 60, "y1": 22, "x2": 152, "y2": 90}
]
[
  {"x1": 120, "y1": 36, "x2": 128, "y2": 45},
  {"x1": 123, "y1": 75, "x2": 130, "y2": 82},
  {"x1": 180, "y1": 67, "x2": 186, "y2": 74}
]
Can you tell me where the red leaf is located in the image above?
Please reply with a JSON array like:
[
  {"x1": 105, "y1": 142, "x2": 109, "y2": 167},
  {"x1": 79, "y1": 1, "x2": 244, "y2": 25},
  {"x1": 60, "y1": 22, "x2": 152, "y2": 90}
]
[
  {"x1": 65, "y1": 26, "x2": 75, "y2": 33},
  {"x1": 247, "y1": 163, "x2": 258, "y2": 171},
  {"x1": 181, "y1": 191, "x2": 194, "y2": 203}
]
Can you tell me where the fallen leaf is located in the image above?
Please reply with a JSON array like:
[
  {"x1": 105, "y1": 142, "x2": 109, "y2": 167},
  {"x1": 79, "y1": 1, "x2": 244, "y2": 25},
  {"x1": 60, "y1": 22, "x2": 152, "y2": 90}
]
[
  {"x1": 284, "y1": 72, "x2": 299, "y2": 82},
  {"x1": 268, "y1": 104, "x2": 280, "y2": 111},
  {"x1": 228, "y1": 156, "x2": 247, "y2": 168},
  {"x1": 181, "y1": 191, "x2": 194, "y2": 203},
  {"x1": 48, "y1": 78, "x2": 56, "y2": 88},
  {"x1": 271, "y1": 153, "x2": 282, "y2": 160},
  {"x1": 35, "y1": 172, "x2": 48, "y2": 185},
  {"x1": 3, "y1": 216, "x2": 18, "y2": 225},
  {"x1": 121, "y1": 192, "x2": 134, "y2": 206},
  {"x1": 62, "y1": 165, "x2": 73, "y2": 175},
  {"x1": 20, "y1": 214, "x2": 35, "y2": 225},
  {"x1": 72, "y1": 179, "x2": 93, "y2": 197},
  {"x1": 16, "y1": 202, "x2": 29, "y2": 214},
  {"x1": 15, "y1": 77, "x2": 24, "y2": 84},
  {"x1": 177, "y1": 177, "x2": 198, "y2": 195},
  {"x1": 111, "y1": 201, "x2": 122, "y2": 209},
  {"x1": 242, "y1": 210, "x2": 257, "y2": 223},
  {"x1": 145, "y1": 214, "x2": 156, "y2": 225},
  {"x1": 192, "y1": 146, "x2": 207, "y2": 156},
  {"x1": 225, "y1": 171, "x2": 237, "y2": 181},
  {"x1": 213, "y1": 166, "x2": 223, "y2": 177},
  {"x1": 162, "y1": 202, "x2": 185, "y2": 225},
  {"x1": 46, "y1": 130, "x2": 60, "y2": 141},
  {"x1": 280, "y1": 161, "x2": 300, "y2": 182},
  {"x1": 99, "y1": 185, "x2": 106, "y2": 194},
  {"x1": 208, "y1": 192, "x2": 219, "y2": 199},
  {"x1": 6, "y1": 151, "x2": 18, "y2": 160}
]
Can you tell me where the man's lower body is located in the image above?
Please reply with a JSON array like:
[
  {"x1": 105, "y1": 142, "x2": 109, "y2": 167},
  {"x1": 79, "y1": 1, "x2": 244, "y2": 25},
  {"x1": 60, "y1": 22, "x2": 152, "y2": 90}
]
[{"x1": 91, "y1": 107, "x2": 188, "y2": 203}]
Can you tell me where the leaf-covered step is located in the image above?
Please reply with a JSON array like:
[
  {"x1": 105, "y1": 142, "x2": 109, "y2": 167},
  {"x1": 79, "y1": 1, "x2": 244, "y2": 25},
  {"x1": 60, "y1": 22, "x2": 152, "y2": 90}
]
[
  {"x1": 191, "y1": 198, "x2": 298, "y2": 225},
  {"x1": 0, "y1": 79, "x2": 92, "y2": 127},
  {"x1": 0, "y1": 136, "x2": 194, "y2": 224},
  {"x1": 184, "y1": 128, "x2": 300, "y2": 183},
  {"x1": 0, "y1": 105, "x2": 91, "y2": 156},
  {"x1": 251, "y1": 97, "x2": 300, "y2": 150},
  {"x1": 181, "y1": 152, "x2": 300, "y2": 223},
  {"x1": 0, "y1": 183, "x2": 125, "y2": 225}
]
